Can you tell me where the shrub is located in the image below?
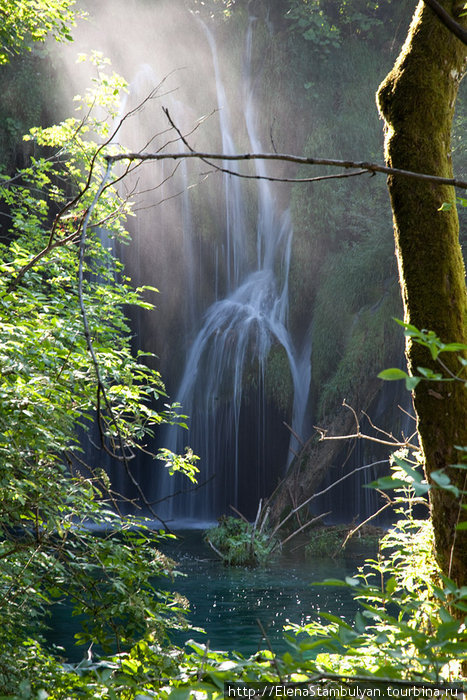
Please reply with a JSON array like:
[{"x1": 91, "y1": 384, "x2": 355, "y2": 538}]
[{"x1": 205, "y1": 516, "x2": 279, "y2": 567}]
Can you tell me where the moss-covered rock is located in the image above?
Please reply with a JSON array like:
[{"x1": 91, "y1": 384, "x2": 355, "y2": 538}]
[{"x1": 265, "y1": 344, "x2": 294, "y2": 415}]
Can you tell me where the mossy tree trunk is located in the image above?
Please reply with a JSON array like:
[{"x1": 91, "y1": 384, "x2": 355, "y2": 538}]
[{"x1": 377, "y1": 1, "x2": 467, "y2": 585}]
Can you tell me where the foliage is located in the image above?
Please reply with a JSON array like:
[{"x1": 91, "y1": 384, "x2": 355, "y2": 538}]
[
  {"x1": 205, "y1": 516, "x2": 279, "y2": 567},
  {"x1": 285, "y1": 458, "x2": 466, "y2": 684},
  {"x1": 284, "y1": 0, "x2": 400, "y2": 53},
  {"x1": 187, "y1": 0, "x2": 240, "y2": 21},
  {"x1": 0, "y1": 58, "x2": 200, "y2": 695},
  {"x1": 378, "y1": 320, "x2": 467, "y2": 392},
  {"x1": 0, "y1": 0, "x2": 78, "y2": 64},
  {"x1": 286, "y1": 0, "x2": 342, "y2": 53},
  {"x1": 19, "y1": 459, "x2": 462, "y2": 698}
]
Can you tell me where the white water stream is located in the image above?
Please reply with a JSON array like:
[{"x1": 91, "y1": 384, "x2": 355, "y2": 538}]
[{"x1": 158, "y1": 19, "x2": 311, "y2": 522}]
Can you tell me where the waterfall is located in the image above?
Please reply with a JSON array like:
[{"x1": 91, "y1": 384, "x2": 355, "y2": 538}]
[
  {"x1": 157, "y1": 19, "x2": 312, "y2": 523},
  {"x1": 202, "y1": 24, "x2": 248, "y2": 294}
]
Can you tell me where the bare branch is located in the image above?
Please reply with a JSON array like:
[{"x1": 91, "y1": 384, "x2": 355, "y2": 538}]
[
  {"x1": 315, "y1": 401, "x2": 418, "y2": 451},
  {"x1": 162, "y1": 107, "x2": 371, "y2": 184},
  {"x1": 105, "y1": 148, "x2": 467, "y2": 190},
  {"x1": 423, "y1": 0, "x2": 467, "y2": 45},
  {"x1": 197, "y1": 161, "x2": 369, "y2": 185},
  {"x1": 283, "y1": 421, "x2": 305, "y2": 447},
  {"x1": 229, "y1": 504, "x2": 250, "y2": 523},
  {"x1": 269, "y1": 459, "x2": 389, "y2": 539},
  {"x1": 360, "y1": 409, "x2": 406, "y2": 444},
  {"x1": 206, "y1": 537, "x2": 224, "y2": 560},
  {"x1": 315, "y1": 427, "x2": 417, "y2": 450}
]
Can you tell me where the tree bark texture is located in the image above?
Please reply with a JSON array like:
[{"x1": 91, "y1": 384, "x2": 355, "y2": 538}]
[{"x1": 377, "y1": 1, "x2": 467, "y2": 585}]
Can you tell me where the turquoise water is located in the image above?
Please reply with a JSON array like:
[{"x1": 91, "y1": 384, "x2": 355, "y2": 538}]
[
  {"x1": 164, "y1": 530, "x2": 361, "y2": 656},
  {"x1": 45, "y1": 529, "x2": 364, "y2": 661}
]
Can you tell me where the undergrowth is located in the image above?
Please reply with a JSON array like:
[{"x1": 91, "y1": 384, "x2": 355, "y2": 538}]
[
  {"x1": 306, "y1": 523, "x2": 383, "y2": 559},
  {"x1": 205, "y1": 515, "x2": 279, "y2": 567}
]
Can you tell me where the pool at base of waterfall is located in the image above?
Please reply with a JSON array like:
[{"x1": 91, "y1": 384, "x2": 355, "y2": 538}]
[
  {"x1": 45, "y1": 529, "x2": 369, "y2": 662},
  {"x1": 164, "y1": 529, "x2": 363, "y2": 655}
]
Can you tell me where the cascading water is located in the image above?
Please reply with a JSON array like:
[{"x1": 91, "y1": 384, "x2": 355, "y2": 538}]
[
  {"x1": 59, "y1": 1, "x2": 405, "y2": 528},
  {"x1": 202, "y1": 23, "x2": 248, "y2": 295},
  {"x1": 158, "y1": 19, "x2": 312, "y2": 523}
]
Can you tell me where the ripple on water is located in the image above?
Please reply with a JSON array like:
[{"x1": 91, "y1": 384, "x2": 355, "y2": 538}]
[
  {"x1": 44, "y1": 529, "x2": 368, "y2": 661},
  {"x1": 166, "y1": 530, "x2": 364, "y2": 656}
]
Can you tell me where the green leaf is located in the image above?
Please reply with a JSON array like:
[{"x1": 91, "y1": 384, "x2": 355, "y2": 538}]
[
  {"x1": 338, "y1": 625, "x2": 359, "y2": 644},
  {"x1": 416, "y1": 366, "x2": 444, "y2": 380},
  {"x1": 377, "y1": 368, "x2": 408, "y2": 381},
  {"x1": 431, "y1": 470, "x2": 460, "y2": 497},
  {"x1": 392, "y1": 454, "x2": 424, "y2": 482},
  {"x1": 345, "y1": 576, "x2": 360, "y2": 587},
  {"x1": 320, "y1": 612, "x2": 353, "y2": 628},
  {"x1": 405, "y1": 375, "x2": 422, "y2": 391},
  {"x1": 440, "y1": 342, "x2": 467, "y2": 352},
  {"x1": 166, "y1": 689, "x2": 196, "y2": 700},
  {"x1": 366, "y1": 476, "x2": 407, "y2": 490}
]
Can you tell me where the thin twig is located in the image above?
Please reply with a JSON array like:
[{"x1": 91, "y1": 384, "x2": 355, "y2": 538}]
[
  {"x1": 256, "y1": 619, "x2": 283, "y2": 683},
  {"x1": 275, "y1": 511, "x2": 331, "y2": 551},
  {"x1": 253, "y1": 499, "x2": 263, "y2": 532},
  {"x1": 397, "y1": 404, "x2": 416, "y2": 423},
  {"x1": 149, "y1": 473, "x2": 215, "y2": 507},
  {"x1": 360, "y1": 410, "x2": 401, "y2": 443},
  {"x1": 77, "y1": 161, "x2": 169, "y2": 530},
  {"x1": 206, "y1": 538, "x2": 224, "y2": 560},
  {"x1": 341, "y1": 500, "x2": 393, "y2": 549},
  {"x1": 229, "y1": 504, "x2": 250, "y2": 523},
  {"x1": 283, "y1": 421, "x2": 305, "y2": 447},
  {"x1": 258, "y1": 506, "x2": 270, "y2": 535},
  {"x1": 315, "y1": 428, "x2": 417, "y2": 450}
]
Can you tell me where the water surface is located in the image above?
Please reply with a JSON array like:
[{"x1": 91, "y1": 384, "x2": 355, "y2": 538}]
[
  {"x1": 46, "y1": 528, "x2": 366, "y2": 661},
  {"x1": 165, "y1": 529, "x2": 362, "y2": 656}
]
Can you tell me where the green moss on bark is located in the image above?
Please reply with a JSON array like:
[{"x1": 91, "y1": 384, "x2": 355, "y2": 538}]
[{"x1": 377, "y1": 0, "x2": 467, "y2": 584}]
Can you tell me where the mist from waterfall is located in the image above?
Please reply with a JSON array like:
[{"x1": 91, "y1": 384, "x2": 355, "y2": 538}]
[
  {"x1": 158, "y1": 18, "x2": 312, "y2": 523},
  {"x1": 57, "y1": 1, "x2": 316, "y2": 524},
  {"x1": 54, "y1": 0, "x2": 403, "y2": 527}
]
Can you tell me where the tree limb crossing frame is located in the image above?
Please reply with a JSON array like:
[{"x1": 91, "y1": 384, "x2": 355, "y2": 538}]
[{"x1": 105, "y1": 149, "x2": 467, "y2": 191}]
